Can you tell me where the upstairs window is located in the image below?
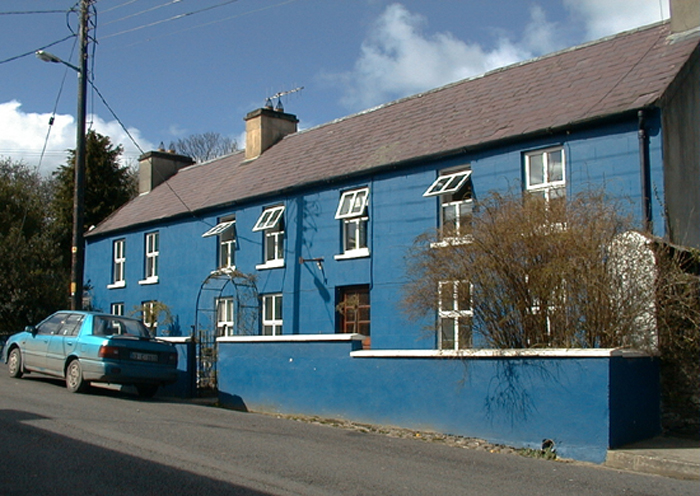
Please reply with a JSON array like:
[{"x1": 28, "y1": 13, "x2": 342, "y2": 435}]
[
  {"x1": 253, "y1": 206, "x2": 285, "y2": 269},
  {"x1": 335, "y1": 188, "x2": 370, "y2": 259},
  {"x1": 424, "y1": 169, "x2": 473, "y2": 241},
  {"x1": 109, "y1": 239, "x2": 126, "y2": 288},
  {"x1": 525, "y1": 147, "x2": 565, "y2": 201},
  {"x1": 203, "y1": 218, "x2": 236, "y2": 269},
  {"x1": 438, "y1": 281, "x2": 473, "y2": 350},
  {"x1": 141, "y1": 231, "x2": 159, "y2": 284}
]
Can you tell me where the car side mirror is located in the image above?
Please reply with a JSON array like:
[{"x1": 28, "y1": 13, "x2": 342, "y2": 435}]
[{"x1": 25, "y1": 325, "x2": 37, "y2": 336}]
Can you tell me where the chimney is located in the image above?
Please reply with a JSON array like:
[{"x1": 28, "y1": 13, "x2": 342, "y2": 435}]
[
  {"x1": 138, "y1": 150, "x2": 195, "y2": 194},
  {"x1": 670, "y1": 0, "x2": 700, "y2": 33},
  {"x1": 244, "y1": 107, "x2": 299, "y2": 160}
]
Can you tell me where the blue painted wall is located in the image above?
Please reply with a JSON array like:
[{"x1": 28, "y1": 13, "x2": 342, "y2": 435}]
[
  {"x1": 86, "y1": 116, "x2": 660, "y2": 348},
  {"x1": 217, "y1": 340, "x2": 658, "y2": 463}
]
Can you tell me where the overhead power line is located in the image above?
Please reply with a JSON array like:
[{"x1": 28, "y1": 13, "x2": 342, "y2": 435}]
[
  {"x1": 0, "y1": 35, "x2": 76, "y2": 65},
  {"x1": 101, "y1": 0, "x2": 241, "y2": 40}
]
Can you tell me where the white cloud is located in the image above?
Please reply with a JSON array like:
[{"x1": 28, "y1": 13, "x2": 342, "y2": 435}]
[
  {"x1": 564, "y1": 0, "x2": 670, "y2": 40},
  {"x1": 329, "y1": 1, "x2": 670, "y2": 112},
  {"x1": 0, "y1": 100, "x2": 154, "y2": 174},
  {"x1": 328, "y1": 3, "x2": 558, "y2": 111}
]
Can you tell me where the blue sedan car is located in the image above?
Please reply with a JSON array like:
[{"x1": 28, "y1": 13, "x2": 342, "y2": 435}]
[{"x1": 3, "y1": 311, "x2": 178, "y2": 398}]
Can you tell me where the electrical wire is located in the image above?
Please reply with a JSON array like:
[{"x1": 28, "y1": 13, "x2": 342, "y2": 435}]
[
  {"x1": 117, "y1": 0, "x2": 298, "y2": 49},
  {"x1": 0, "y1": 10, "x2": 68, "y2": 16},
  {"x1": 101, "y1": 0, "x2": 240, "y2": 40},
  {"x1": 0, "y1": 34, "x2": 76, "y2": 65},
  {"x1": 101, "y1": 0, "x2": 184, "y2": 27},
  {"x1": 98, "y1": 0, "x2": 140, "y2": 15}
]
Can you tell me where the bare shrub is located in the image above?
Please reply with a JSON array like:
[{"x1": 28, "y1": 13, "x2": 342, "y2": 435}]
[{"x1": 403, "y1": 190, "x2": 660, "y2": 350}]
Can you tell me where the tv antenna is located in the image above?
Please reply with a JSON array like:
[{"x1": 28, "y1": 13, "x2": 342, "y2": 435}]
[{"x1": 265, "y1": 86, "x2": 304, "y2": 112}]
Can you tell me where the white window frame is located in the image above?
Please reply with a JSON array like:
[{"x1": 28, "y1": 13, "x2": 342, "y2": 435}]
[
  {"x1": 254, "y1": 206, "x2": 285, "y2": 269},
  {"x1": 261, "y1": 293, "x2": 283, "y2": 336},
  {"x1": 334, "y1": 188, "x2": 370, "y2": 260},
  {"x1": 216, "y1": 297, "x2": 235, "y2": 337},
  {"x1": 110, "y1": 302, "x2": 124, "y2": 316},
  {"x1": 438, "y1": 281, "x2": 473, "y2": 350},
  {"x1": 252, "y1": 205, "x2": 285, "y2": 232},
  {"x1": 524, "y1": 147, "x2": 566, "y2": 200},
  {"x1": 426, "y1": 169, "x2": 473, "y2": 246},
  {"x1": 108, "y1": 239, "x2": 126, "y2": 289},
  {"x1": 423, "y1": 170, "x2": 472, "y2": 197},
  {"x1": 203, "y1": 219, "x2": 236, "y2": 269},
  {"x1": 142, "y1": 300, "x2": 158, "y2": 333},
  {"x1": 140, "y1": 231, "x2": 159, "y2": 284}
]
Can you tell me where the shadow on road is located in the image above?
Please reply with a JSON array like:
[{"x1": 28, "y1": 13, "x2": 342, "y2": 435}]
[{"x1": 0, "y1": 408, "x2": 273, "y2": 496}]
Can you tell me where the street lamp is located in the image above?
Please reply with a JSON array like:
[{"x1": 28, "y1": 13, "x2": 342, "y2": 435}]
[{"x1": 35, "y1": 2, "x2": 90, "y2": 310}]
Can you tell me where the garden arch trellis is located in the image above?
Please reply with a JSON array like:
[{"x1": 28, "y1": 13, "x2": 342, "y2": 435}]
[{"x1": 194, "y1": 269, "x2": 258, "y2": 396}]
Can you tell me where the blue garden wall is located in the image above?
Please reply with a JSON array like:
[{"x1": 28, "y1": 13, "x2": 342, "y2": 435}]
[{"x1": 218, "y1": 337, "x2": 660, "y2": 464}]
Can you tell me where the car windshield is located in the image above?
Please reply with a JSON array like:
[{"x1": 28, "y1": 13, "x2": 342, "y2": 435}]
[{"x1": 93, "y1": 316, "x2": 151, "y2": 338}]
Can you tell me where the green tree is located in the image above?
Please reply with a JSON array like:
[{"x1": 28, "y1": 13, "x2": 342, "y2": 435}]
[
  {"x1": 51, "y1": 130, "x2": 137, "y2": 269},
  {"x1": 0, "y1": 158, "x2": 66, "y2": 333}
]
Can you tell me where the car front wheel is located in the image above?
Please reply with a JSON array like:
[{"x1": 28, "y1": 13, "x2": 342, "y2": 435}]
[
  {"x1": 7, "y1": 348, "x2": 23, "y2": 378},
  {"x1": 65, "y1": 359, "x2": 88, "y2": 393}
]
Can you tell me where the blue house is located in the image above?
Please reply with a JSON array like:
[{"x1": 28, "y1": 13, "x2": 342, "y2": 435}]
[{"x1": 84, "y1": 9, "x2": 699, "y2": 463}]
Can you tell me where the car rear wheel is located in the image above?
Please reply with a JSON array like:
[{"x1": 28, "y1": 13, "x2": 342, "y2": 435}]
[
  {"x1": 136, "y1": 384, "x2": 159, "y2": 398},
  {"x1": 7, "y1": 347, "x2": 23, "y2": 378},
  {"x1": 65, "y1": 359, "x2": 88, "y2": 393}
]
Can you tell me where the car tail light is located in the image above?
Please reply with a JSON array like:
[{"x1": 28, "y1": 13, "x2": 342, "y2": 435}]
[{"x1": 99, "y1": 345, "x2": 121, "y2": 359}]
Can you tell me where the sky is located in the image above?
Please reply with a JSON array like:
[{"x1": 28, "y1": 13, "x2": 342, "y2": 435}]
[{"x1": 0, "y1": 0, "x2": 671, "y2": 174}]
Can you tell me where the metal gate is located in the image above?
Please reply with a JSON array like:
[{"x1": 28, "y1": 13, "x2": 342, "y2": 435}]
[{"x1": 194, "y1": 269, "x2": 258, "y2": 396}]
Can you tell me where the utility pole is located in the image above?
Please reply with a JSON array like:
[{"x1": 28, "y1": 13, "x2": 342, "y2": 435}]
[{"x1": 70, "y1": 0, "x2": 91, "y2": 310}]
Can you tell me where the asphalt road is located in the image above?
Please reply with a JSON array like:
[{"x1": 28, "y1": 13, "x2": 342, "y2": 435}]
[{"x1": 0, "y1": 371, "x2": 697, "y2": 496}]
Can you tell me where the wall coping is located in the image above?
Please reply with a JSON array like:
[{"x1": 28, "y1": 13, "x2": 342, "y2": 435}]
[
  {"x1": 215, "y1": 333, "x2": 652, "y2": 359},
  {"x1": 350, "y1": 348, "x2": 653, "y2": 359},
  {"x1": 158, "y1": 336, "x2": 193, "y2": 343},
  {"x1": 218, "y1": 333, "x2": 365, "y2": 343}
]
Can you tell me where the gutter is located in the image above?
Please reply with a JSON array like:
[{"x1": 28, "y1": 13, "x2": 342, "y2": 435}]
[{"x1": 638, "y1": 109, "x2": 653, "y2": 232}]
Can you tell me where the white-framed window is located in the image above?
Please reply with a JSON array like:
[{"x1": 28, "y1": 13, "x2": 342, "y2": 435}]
[
  {"x1": 525, "y1": 147, "x2": 565, "y2": 200},
  {"x1": 108, "y1": 239, "x2": 126, "y2": 288},
  {"x1": 216, "y1": 297, "x2": 235, "y2": 337},
  {"x1": 253, "y1": 206, "x2": 285, "y2": 269},
  {"x1": 334, "y1": 188, "x2": 370, "y2": 259},
  {"x1": 425, "y1": 169, "x2": 473, "y2": 242},
  {"x1": 140, "y1": 231, "x2": 159, "y2": 284},
  {"x1": 203, "y1": 218, "x2": 236, "y2": 269},
  {"x1": 110, "y1": 302, "x2": 124, "y2": 316},
  {"x1": 438, "y1": 281, "x2": 473, "y2": 350},
  {"x1": 261, "y1": 293, "x2": 283, "y2": 336},
  {"x1": 142, "y1": 300, "x2": 158, "y2": 334}
]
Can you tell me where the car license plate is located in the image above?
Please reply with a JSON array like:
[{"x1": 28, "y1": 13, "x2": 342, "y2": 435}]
[{"x1": 130, "y1": 351, "x2": 158, "y2": 362}]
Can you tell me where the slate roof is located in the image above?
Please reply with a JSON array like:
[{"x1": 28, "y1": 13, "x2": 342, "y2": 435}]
[{"x1": 88, "y1": 21, "x2": 699, "y2": 237}]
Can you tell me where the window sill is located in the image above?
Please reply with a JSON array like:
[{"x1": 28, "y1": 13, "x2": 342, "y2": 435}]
[
  {"x1": 107, "y1": 281, "x2": 126, "y2": 289},
  {"x1": 256, "y1": 259, "x2": 285, "y2": 270},
  {"x1": 138, "y1": 277, "x2": 159, "y2": 285},
  {"x1": 334, "y1": 248, "x2": 370, "y2": 260},
  {"x1": 211, "y1": 266, "x2": 237, "y2": 276}
]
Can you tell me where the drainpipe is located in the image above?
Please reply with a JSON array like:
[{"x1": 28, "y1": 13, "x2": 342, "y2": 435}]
[{"x1": 638, "y1": 110, "x2": 652, "y2": 233}]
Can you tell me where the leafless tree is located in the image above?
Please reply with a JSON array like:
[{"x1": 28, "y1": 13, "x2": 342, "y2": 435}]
[
  {"x1": 169, "y1": 132, "x2": 238, "y2": 163},
  {"x1": 403, "y1": 190, "x2": 677, "y2": 350}
]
